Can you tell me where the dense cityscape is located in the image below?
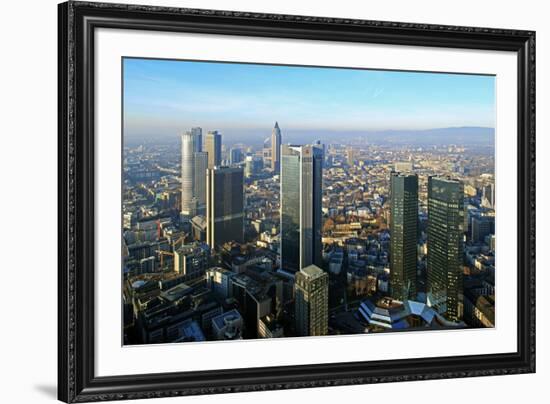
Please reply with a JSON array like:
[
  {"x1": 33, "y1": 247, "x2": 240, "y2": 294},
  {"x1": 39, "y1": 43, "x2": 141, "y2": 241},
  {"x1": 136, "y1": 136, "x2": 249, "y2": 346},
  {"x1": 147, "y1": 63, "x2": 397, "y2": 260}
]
[{"x1": 122, "y1": 123, "x2": 496, "y2": 344}]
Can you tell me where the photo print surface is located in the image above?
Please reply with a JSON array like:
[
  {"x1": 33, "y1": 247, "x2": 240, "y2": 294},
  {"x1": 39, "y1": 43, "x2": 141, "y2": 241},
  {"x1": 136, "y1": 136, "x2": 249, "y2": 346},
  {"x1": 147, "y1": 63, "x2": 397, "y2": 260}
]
[{"x1": 121, "y1": 57, "x2": 496, "y2": 345}]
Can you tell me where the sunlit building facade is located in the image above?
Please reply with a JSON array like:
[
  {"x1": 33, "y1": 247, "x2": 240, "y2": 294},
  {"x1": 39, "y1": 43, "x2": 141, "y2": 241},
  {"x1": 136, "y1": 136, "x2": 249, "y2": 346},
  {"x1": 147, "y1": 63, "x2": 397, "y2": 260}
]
[
  {"x1": 295, "y1": 265, "x2": 328, "y2": 337},
  {"x1": 280, "y1": 144, "x2": 323, "y2": 273}
]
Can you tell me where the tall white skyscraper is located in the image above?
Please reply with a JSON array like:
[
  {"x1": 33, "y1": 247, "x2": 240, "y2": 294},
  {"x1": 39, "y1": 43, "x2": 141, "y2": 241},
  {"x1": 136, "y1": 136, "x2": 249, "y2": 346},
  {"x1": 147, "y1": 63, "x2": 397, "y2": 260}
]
[{"x1": 181, "y1": 128, "x2": 202, "y2": 217}]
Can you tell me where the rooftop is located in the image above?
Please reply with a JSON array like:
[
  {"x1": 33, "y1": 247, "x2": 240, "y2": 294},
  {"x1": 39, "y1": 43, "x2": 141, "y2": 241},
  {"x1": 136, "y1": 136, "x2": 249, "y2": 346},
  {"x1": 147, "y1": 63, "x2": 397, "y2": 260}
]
[
  {"x1": 160, "y1": 283, "x2": 192, "y2": 303},
  {"x1": 212, "y1": 309, "x2": 242, "y2": 330},
  {"x1": 300, "y1": 264, "x2": 326, "y2": 279}
]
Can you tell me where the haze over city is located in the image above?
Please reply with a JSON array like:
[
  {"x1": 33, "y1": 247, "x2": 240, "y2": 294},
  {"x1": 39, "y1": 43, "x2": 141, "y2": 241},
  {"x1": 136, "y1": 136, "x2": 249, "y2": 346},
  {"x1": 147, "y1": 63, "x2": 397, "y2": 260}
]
[
  {"x1": 122, "y1": 58, "x2": 496, "y2": 345},
  {"x1": 123, "y1": 57, "x2": 495, "y2": 142}
]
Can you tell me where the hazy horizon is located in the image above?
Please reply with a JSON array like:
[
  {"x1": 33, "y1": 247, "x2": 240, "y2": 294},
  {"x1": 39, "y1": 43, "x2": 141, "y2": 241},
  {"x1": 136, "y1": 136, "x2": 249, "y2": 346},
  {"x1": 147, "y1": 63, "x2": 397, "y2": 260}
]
[
  {"x1": 124, "y1": 125, "x2": 495, "y2": 149},
  {"x1": 123, "y1": 58, "x2": 496, "y2": 142}
]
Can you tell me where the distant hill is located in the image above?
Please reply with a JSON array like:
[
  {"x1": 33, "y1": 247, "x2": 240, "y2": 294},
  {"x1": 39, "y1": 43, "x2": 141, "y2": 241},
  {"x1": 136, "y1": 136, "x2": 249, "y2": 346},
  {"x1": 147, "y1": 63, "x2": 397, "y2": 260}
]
[
  {"x1": 356, "y1": 127, "x2": 495, "y2": 146},
  {"x1": 268, "y1": 127, "x2": 495, "y2": 147},
  {"x1": 125, "y1": 126, "x2": 495, "y2": 148}
]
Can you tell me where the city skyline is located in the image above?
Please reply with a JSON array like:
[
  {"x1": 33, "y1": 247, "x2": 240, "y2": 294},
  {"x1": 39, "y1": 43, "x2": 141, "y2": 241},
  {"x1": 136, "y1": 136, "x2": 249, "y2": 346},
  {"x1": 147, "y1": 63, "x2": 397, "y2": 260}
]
[
  {"x1": 122, "y1": 59, "x2": 496, "y2": 345},
  {"x1": 123, "y1": 58, "x2": 496, "y2": 139}
]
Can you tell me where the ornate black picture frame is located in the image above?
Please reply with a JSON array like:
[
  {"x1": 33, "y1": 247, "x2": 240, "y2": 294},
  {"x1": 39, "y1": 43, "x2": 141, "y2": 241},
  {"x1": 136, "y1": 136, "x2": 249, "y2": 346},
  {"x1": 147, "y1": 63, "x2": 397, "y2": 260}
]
[{"x1": 58, "y1": 1, "x2": 535, "y2": 402}]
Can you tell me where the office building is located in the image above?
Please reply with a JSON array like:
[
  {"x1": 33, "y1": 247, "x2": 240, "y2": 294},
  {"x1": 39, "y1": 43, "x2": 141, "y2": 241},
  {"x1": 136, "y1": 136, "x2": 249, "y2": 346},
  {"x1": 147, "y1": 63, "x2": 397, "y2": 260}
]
[
  {"x1": 193, "y1": 151, "x2": 208, "y2": 210},
  {"x1": 394, "y1": 161, "x2": 413, "y2": 172},
  {"x1": 482, "y1": 183, "x2": 495, "y2": 208},
  {"x1": 358, "y1": 297, "x2": 448, "y2": 330},
  {"x1": 280, "y1": 144, "x2": 323, "y2": 272},
  {"x1": 244, "y1": 156, "x2": 263, "y2": 178},
  {"x1": 346, "y1": 147, "x2": 355, "y2": 166},
  {"x1": 271, "y1": 122, "x2": 282, "y2": 172},
  {"x1": 262, "y1": 137, "x2": 272, "y2": 168},
  {"x1": 258, "y1": 314, "x2": 284, "y2": 338},
  {"x1": 173, "y1": 242, "x2": 210, "y2": 280},
  {"x1": 390, "y1": 172, "x2": 419, "y2": 301},
  {"x1": 211, "y1": 309, "x2": 243, "y2": 340},
  {"x1": 181, "y1": 128, "x2": 202, "y2": 216},
  {"x1": 229, "y1": 147, "x2": 243, "y2": 165},
  {"x1": 231, "y1": 270, "x2": 283, "y2": 338},
  {"x1": 206, "y1": 267, "x2": 235, "y2": 298},
  {"x1": 427, "y1": 177, "x2": 465, "y2": 321},
  {"x1": 470, "y1": 215, "x2": 495, "y2": 243},
  {"x1": 294, "y1": 265, "x2": 328, "y2": 337},
  {"x1": 205, "y1": 131, "x2": 222, "y2": 169},
  {"x1": 313, "y1": 139, "x2": 327, "y2": 167},
  {"x1": 190, "y1": 215, "x2": 206, "y2": 242},
  {"x1": 206, "y1": 166, "x2": 244, "y2": 250}
]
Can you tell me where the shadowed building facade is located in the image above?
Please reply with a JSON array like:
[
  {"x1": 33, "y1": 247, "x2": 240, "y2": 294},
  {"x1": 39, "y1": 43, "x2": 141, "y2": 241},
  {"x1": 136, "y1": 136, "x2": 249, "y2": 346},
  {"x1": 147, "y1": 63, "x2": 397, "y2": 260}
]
[
  {"x1": 427, "y1": 176, "x2": 465, "y2": 321},
  {"x1": 206, "y1": 166, "x2": 244, "y2": 250},
  {"x1": 295, "y1": 265, "x2": 328, "y2": 337},
  {"x1": 280, "y1": 144, "x2": 323, "y2": 273},
  {"x1": 193, "y1": 151, "x2": 208, "y2": 212},
  {"x1": 390, "y1": 172, "x2": 419, "y2": 301}
]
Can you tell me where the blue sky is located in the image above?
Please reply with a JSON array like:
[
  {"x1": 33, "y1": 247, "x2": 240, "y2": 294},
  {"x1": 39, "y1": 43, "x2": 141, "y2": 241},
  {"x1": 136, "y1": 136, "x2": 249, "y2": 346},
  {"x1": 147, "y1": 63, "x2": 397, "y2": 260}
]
[{"x1": 123, "y1": 58, "x2": 495, "y2": 139}]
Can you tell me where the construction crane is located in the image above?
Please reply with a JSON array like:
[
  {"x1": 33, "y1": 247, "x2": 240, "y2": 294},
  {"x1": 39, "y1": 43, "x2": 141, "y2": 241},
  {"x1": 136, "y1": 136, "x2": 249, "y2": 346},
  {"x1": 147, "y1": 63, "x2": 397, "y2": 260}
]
[
  {"x1": 156, "y1": 250, "x2": 174, "y2": 269},
  {"x1": 172, "y1": 234, "x2": 188, "y2": 250},
  {"x1": 153, "y1": 232, "x2": 191, "y2": 271}
]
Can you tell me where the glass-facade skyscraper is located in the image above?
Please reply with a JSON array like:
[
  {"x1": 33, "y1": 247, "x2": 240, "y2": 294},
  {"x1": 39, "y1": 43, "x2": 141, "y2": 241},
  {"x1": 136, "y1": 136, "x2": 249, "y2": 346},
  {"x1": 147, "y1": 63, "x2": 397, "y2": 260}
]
[
  {"x1": 390, "y1": 172, "x2": 418, "y2": 301},
  {"x1": 205, "y1": 131, "x2": 222, "y2": 169},
  {"x1": 427, "y1": 176, "x2": 465, "y2": 321},
  {"x1": 181, "y1": 127, "x2": 202, "y2": 217},
  {"x1": 206, "y1": 166, "x2": 244, "y2": 250},
  {"x1": 280, "y1": 144, "x2": 323, "y2": 273},
  {"x1": 193, "y1": 151, "x2": 208, "y2": 211},
  {"x1": 295, "y1": 264, "x2": 328, "y2": 337}
]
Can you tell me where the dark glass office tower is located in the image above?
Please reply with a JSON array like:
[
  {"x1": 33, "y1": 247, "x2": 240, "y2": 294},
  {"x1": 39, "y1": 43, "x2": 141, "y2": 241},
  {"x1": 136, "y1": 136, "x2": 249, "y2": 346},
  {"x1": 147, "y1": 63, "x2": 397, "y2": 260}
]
[
  {"x1": 427, "y1": 177, "x2": 465, "y2": 321},
  {"x1": 280, "y1": 144, "x2": 323, "y2": 273},
  {"x1": 206, "y1": 166, "x2": 244, "y2": 250},
  {"x1": 390, "y1": 172, "x2": 418, "y2": 301}
]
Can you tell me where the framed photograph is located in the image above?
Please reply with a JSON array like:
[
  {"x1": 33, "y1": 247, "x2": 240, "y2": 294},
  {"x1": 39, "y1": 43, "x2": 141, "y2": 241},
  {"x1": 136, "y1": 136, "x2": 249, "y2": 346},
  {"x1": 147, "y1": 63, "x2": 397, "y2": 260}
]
[{"x1": 58, "y1": 1, "x2": 535, "y2": 402}]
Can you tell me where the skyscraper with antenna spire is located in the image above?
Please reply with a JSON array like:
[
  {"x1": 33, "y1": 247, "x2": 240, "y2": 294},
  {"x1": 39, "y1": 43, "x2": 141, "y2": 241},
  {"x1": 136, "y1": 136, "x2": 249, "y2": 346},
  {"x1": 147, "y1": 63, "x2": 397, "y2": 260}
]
[{"x1": 271, "y1": 122, "x2": 282, "y2": 173}]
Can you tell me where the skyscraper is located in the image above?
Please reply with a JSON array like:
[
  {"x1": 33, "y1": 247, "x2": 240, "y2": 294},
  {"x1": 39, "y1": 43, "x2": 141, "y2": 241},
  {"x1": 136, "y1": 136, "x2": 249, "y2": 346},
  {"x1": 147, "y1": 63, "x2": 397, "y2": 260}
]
[
  {"x1": 482, "y1": 183, "x2": 495, "y2": 208},
  {"x1": 181, "y1": 128, "x2": 202, "y2": 217},
  {"x1": 295, "y1": 264, "x2": 328, "y2": 337},
  {"x1": 314, "y1": 139, "x2": 327, "y2": 167},
  {"x1": 271, "y1": 122, "x2": 282, "y2": 172},
  {"x1": 173, "y1": 242, "x2": 210, "y2": 280},
  {"x1": 346, "y1": 147, "x2": 355, "y2": 167},
  {"x1": 244, "y1": 155, "x2": 262, "y2": 178},
  {"x1": 427, "y1": 177, "x2": 465, "y2": 321},
  {"x1": 280, "y1": 144, "x2": 323, "y2": 273},
  {"x1": 193, "y1": 151, "x2": 208, "y2": 210},
  {"x1": 206, "y1": 166, "x2": 244, "y2": 250},
  {"x1": 205, "y1": 131, "x2": 222, "y2": 169},
  {"x1": 229, "y1": 147, "x2": 243, "y2": 165},
  {"x1": 390, "y1": 172, "x2": 419, "y2": 301}
]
